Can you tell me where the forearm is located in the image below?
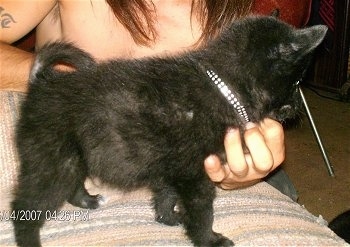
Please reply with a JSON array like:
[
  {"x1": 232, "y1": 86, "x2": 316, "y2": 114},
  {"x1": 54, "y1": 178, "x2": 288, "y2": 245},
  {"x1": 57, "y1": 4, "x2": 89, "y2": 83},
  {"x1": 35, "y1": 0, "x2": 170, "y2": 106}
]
[{"x1": 0, "y1": 42, "x2": 33, "y2": 92}]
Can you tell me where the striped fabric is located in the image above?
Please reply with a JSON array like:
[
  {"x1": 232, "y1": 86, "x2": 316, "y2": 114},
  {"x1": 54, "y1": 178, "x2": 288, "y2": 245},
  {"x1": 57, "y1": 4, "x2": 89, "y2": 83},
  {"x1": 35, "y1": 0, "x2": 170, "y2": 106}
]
[{"x1": 0, "y1": 91, "x2": 347, "y2": 246}]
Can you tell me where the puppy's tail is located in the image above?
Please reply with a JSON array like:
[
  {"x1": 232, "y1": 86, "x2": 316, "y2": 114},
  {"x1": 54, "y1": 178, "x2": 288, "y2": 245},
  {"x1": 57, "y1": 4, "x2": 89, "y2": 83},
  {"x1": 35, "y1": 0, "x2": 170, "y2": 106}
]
[{"x1": 29, "y1": 42, "x2": 96, "y2": 83}]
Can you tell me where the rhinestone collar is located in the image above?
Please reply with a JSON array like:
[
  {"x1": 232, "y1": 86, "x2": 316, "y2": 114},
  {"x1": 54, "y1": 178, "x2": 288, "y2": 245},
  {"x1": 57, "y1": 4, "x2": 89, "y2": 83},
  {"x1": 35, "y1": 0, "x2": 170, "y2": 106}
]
[{"x1": 206, "y1": 69, "x2": 250, "y2": 122}]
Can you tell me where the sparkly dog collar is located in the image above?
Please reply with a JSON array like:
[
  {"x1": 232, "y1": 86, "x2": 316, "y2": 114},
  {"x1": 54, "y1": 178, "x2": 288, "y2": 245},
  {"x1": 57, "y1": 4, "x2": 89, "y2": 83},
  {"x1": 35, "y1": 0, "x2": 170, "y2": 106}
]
[{"x1": 206, "y1": 69, "x2": 250, "y2": 122}]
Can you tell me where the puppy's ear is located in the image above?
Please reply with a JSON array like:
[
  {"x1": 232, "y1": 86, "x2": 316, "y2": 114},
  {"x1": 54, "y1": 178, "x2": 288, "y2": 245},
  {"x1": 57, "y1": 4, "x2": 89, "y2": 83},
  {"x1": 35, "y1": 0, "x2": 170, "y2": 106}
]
[
  {"x1": 273, "y1": 25, "x2": 327, "y2": 63},
  {"x1": 294, "y1": 25, "x2": 328, "y2": 54},
  {"x1": 270, "y1": 9, "x2": 280, "y2": 18}
]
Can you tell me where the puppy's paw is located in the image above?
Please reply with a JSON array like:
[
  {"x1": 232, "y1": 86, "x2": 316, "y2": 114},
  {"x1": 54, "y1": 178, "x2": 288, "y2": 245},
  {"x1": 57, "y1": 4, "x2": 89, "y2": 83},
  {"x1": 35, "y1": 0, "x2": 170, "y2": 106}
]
[
  {"x1": 69, "y1": 193, "x2": 105, "y2": 209},
  {"x1": 155, "y1": 211, "x2": 182, "y2": 226},
  {"x1": 195, "y1": 232, "x2": 234, "y2": 247},
  {"x1": 155, "y1": 213, "x2": 182, "y2": 226},
  {"x1": 210, "y1": 235, "x2": 234, "y2": 247},
  {"x1": 82, "y1": 194, "x2": 105, "y2": 209}
]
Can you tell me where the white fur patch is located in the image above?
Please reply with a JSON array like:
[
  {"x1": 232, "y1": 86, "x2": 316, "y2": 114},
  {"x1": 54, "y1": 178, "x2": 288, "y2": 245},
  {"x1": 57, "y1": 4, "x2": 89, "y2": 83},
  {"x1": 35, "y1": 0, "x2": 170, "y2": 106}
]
[{"x1": 29, "y1": 59, "x2": 42, "y2": 82}]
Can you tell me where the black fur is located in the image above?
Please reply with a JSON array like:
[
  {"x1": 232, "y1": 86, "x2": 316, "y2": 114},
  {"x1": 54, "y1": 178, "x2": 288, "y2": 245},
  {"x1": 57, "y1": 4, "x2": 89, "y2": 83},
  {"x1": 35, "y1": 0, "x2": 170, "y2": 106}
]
[
  {"x1": 329, "y1": 210, "x2": 350, "y2": 243},
  {"x1": 12, "y1": 16, "x2": 327, "y2": 246}
]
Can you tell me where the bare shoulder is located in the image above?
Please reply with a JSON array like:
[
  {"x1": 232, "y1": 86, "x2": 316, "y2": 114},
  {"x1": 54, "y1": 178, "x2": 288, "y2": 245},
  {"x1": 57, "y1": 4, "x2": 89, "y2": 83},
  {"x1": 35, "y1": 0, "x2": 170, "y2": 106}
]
[{"x1": 0, "y1": 0, "x2": 57, "y2": 43}]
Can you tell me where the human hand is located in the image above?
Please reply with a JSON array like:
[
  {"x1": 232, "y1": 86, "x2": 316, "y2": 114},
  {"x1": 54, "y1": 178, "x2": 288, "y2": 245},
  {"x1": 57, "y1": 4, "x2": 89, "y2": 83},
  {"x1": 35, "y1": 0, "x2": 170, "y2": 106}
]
[{"x1": 204, "y1": 118, "x2": 285, "y2": 189}]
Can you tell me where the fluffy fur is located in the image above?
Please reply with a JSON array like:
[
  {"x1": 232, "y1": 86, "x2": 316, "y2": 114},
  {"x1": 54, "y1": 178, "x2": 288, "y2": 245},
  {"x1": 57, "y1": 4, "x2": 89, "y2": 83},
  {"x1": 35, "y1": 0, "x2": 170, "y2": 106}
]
[
  {"x1": 13, "y1": 16, "x2": 326, "y2": 246},
  {"x1": 329, "y1": 210, "x2": 350, "y2": 243}
]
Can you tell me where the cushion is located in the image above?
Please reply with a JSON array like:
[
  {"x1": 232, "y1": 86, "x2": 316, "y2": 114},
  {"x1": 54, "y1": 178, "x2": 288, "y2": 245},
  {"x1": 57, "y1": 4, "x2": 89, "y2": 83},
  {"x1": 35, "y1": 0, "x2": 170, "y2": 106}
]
[
  {"x1": 0, "y1": 91, "x2": 346, "y2": 246},
  {"x1": 252, "y1": 0, "x2": 313, "y2": 28}
]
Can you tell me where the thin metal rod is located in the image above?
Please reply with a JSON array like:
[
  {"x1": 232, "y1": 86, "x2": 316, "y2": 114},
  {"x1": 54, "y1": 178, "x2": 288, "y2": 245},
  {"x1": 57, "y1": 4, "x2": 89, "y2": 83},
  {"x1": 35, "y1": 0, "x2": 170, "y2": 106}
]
[{"x1": 299, "y1": 87, "x2": 335, "y2": 177}]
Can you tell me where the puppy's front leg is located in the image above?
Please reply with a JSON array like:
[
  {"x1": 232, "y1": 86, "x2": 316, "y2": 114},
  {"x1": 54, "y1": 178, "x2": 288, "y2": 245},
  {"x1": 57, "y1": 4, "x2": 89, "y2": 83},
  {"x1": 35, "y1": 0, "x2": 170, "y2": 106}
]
[{"x1": 176, "y1": 179, "x2": 233, "y2": 247}]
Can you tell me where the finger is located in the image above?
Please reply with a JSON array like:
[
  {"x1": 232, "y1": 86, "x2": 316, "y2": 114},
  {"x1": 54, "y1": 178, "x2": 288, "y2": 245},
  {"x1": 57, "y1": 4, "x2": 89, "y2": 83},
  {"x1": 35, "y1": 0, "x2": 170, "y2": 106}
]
[
  {"x1": 219, "y1": 164, "x2": 262, "y2": 190},
  {"x1": 215, "y1": 155, "x2": 268, "y2": 189},
  {"x1": 204, "y1": 155, "x2": 227, "y2": 182},
  {"x1": 260, "y1": 118, "x2": 285, "y2": 168},
  {"x1": 244, "y1": 122, "x2": 274, "y2": 173},
  {"x1": 224, "y1": 128, "x2": 248, "y2": 177},
  {"x1": 225, "y1": 154, "x2": 266, "y2": 182}
]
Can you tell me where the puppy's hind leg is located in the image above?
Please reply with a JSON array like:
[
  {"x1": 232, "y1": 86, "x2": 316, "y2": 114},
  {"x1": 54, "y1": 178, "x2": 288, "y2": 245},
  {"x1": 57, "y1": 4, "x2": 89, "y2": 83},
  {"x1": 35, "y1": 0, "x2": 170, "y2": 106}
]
[{"x1": 11, "y1": 155, "x2": 84, "y2": 247}]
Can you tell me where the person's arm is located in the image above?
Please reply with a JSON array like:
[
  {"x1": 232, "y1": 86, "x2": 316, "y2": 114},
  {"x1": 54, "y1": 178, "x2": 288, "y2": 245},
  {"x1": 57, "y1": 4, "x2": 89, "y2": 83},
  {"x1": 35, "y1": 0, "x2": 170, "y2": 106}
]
[
  {"x1": 0, "y1": 43, "x2": 33, "y2": 92},
  {"x1": 0, "y1": 0, "x2": 56, "y2": 92},
  {"x1": 205, "y1": 118, "x2": 285, "y2": 189}
]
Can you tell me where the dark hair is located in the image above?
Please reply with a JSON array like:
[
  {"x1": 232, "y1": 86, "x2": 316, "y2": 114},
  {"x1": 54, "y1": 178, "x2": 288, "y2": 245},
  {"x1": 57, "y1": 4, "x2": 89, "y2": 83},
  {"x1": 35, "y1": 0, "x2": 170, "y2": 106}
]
[{"x1": 105, "y1": 0, "x2": 253, "y2": 46}]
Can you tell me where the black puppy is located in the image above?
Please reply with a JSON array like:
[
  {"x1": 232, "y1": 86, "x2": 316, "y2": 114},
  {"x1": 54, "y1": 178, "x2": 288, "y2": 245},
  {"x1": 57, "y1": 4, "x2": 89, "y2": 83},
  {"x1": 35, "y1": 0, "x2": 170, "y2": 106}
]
[{"x1": 13, "y1": 16, "x2": 327, "y2": 246}]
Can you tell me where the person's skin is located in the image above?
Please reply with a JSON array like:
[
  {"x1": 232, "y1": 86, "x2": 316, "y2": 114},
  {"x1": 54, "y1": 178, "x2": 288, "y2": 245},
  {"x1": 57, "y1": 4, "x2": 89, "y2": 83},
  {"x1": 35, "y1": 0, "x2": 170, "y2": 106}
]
[
  {"x1": 0, "y1": 0, "x2": 285, "y2": 189},
  {"x1": 205, "y1": 119, "x2": 284, "y2": 189}
]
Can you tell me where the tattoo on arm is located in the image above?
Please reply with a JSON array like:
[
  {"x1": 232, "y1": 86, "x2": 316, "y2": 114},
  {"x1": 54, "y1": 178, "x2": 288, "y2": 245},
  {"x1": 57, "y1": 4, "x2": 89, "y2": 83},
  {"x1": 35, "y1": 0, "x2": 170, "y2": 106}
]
[{"x1": 0, "y1": 6, "x2": 17, "y2": 28}]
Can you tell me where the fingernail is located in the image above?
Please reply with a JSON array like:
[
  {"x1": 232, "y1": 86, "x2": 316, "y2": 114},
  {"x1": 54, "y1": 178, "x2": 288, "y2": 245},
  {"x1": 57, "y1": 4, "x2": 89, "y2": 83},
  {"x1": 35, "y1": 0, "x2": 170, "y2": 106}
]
[
  {"x1": 204, "y1": 155, "x2": 216, "y2": 166},
  {"x1": 245, "y1": 122, "x2": 257, "y2": 130}
]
